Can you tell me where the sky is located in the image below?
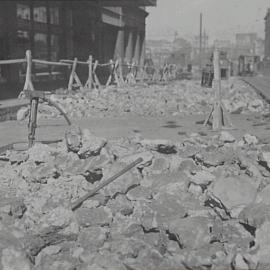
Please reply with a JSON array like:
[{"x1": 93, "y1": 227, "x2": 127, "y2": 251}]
[{"x1": 146, "y1": 0, "x2": 270, "y2": 43}]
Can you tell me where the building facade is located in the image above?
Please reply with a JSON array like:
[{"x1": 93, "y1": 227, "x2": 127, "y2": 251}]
[{"x1": 0, "y1": 0, "x2": 156, "y2": 99}]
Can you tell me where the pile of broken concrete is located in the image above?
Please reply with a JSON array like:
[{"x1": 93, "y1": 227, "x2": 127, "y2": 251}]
[
  {"x1": 17, "y1": 79, "x2": 269, "y2": 121},
  {"x1": 1, "y1": 126, "x2": 270, "y2": 269}
]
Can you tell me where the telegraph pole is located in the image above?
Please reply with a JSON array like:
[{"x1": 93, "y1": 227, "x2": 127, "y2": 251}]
[{"x1": 199, "y1": 13, "x2": 203, "y2": 70}]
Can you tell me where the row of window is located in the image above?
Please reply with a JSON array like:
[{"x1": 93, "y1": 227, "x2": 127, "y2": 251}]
[
  {"x1": 17, "y1": 3, "x2": 71, "y2": 25},
  {"x1": 16, "y1": 30, "x2": 61, "y2": 79},
  {"x1": 17, "y1": 30, "x2": 60, "y2": 60}
]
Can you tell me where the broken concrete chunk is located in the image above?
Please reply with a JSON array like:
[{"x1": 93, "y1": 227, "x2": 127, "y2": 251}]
[
  {"x1": 126, "y1": 185, "x2": 153, "y2": 201},
  {"x1": 189, "y1": 170, "x2": 215, "y2": 185},
  {"x1": 239, "y1": 203, "x2": 270, "y2": 228},
  {"x1": 149, "y1": 157, "x2": 170, "y2": 174},
  {"x1": 257, "y1": 185, "x2": 270, "y2": 205},
  {"x1": 255, "y1": 221, "x2": 270, "y2": 265},
  {"x1": 120, "y1": 151, "x2": 154, "y2": 168},
  {"x1": 242, "y1": 134, "x2": 259, "y2": 145},
  {"x1": 78, "y1": 227, "x2": 108, "y2": 251},
  {"x1": 16, "y1": 106, "x2": 29, "y2": 121},
  {"x1": 38, "y1": 206, "x2": 79, "y2": 236},
  {"x1": 65, "y1": 126, "x2": 82, "y2": 153},
  {"x1": 258, "y1": 152, "x2": 270, "y2": 170},
  {"x1": 209, "y1": 175, "x2": 257, "y2": 212},
  {"x1": 0, "y1": 223, "x2": 31, "y2": 270},
  {"x1": 1, "y1": 247, "x2": 32, "y2": 270},
  {"x1": 106, "y1": 194, "x2": 134, "y2": 216},
  {"x1": 218, "y1": 131, "x2": 236, "y2": 143},
  {"x1": 139, "y1": 139, "x2": 177, "y2": 154},
  {"x1": 168, "y1": 216, "x2": 212, "y2": 249},
  {"x1": 149, "y1": 193, "x2": 187, "y2": 226},
  {"x1": 75, "y1": 207, "x2": 112, "y2": 228},
  {"x1": 27, "y1": 143, "x2": 53, "y2": 163},
  {"x1": 78, "y1": 129, "x2": 107, "y2": 158},
  {"x1": 9, "y1": 200, "x2": 26, "y2": 219}
]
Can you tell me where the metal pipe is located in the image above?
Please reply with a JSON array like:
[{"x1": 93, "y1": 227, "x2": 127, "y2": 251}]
[{"x1": 71, "y1": 157, "x2": 143, "y2": 211}]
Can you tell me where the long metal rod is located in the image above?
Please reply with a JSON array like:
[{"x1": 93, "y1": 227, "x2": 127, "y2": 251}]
[{"x1": 71, "y1": 157, "x2": 143, "y2": 211}]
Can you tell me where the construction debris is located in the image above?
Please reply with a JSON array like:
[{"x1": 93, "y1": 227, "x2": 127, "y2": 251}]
[
  {"x1": 0, "y1": 125, "x2": 270, "y2": 269},
  {"x1": 16, "y1": 79, "x2": 269, "y2": 122}
]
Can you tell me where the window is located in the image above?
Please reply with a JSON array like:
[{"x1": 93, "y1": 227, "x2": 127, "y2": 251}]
[
  {"x1": 50, "y1": 6, "x2": 60, "y2": 25},
  {"x1": 51, "y1": 34, "x2": 60, "y2": 61},
  {"x1": 34, "y1": 33, "x2": 48, "y2": 77},
  {"x1": 17, "y1": 3, "x2": 30, "y2": 20},
  {"x1": 17, "y1": 31, "x2": 30, "y2": 56},
  {"x1": 17, "y1": 31, "x2": 30, "y2": 80},
  {"x1": 66, "y1": 9, "x2": 73, "y2": 26},
  {"x1": 34, "y1": 33, "x2": 48, "y2": 59},
  {"x1": 0, "y1": 66, "x2": 6, "y2": 83},
  {"x1": 33, "y1": 5, "x2": 47, "y2": 23}
]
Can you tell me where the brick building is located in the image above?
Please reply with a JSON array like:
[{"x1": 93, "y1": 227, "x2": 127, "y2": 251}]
[{"x1": 0, "y1": 0, "x2": 156, "y2": 99}]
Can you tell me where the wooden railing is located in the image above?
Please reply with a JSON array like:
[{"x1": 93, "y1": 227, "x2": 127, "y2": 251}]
[{"x1": 0, "y1": 50, "x2": 177, "y2": 95}]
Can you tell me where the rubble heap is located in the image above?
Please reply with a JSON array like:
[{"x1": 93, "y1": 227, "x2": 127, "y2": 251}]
[
  {"x1": 17, "y1": 79, "x2": 269, "y2": 121},
  {"x1": 1, "y1": 127, "x2": 270, "y2": 270}
]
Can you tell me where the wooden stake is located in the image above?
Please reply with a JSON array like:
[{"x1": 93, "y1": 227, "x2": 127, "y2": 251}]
[
  {"x1": 68, "y1": 58, "x2": 82, "y2": 91},
  {"x1": 106, "y1": 59, "x2": 114, "y2": 87},
  {"x1": 85, "y1": 55, "x2": 93, "y2": 90},
  {"x1": 114, "y1": 60, "x2": 120, "y2": 87},
  {"x1": 93, "y1": 60, "x2": 101, "y2": 89},
  {"x1": 23, "y1": 50, "x2": 34, "y2": 91},
  {"x1": 118, "y1": 58, "x2": 125, "y2": 86},
  {"x1": 204, "y1": 49, "x2": 233, "y2": 131}
]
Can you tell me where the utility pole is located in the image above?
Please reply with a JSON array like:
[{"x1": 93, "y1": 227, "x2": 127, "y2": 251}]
[{"x1": 199, "y1": 13, "x2": 203, "y2": 70}]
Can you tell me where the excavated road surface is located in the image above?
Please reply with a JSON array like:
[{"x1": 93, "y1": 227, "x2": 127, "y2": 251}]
[{"x1": 1, "y1": 113, "x2": 270, "y2": 148}]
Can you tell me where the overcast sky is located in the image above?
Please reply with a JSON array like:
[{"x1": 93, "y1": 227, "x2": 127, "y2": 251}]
[{"x1": 146, "y1": 0, "x2": 270, "y2": 42}]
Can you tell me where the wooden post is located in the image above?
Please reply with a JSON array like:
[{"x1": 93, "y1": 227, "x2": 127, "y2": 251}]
[
  {"x1": 114, "y1": 59, "x2": 120, "y2": 87},
  {"x1": 85, "y1": 55, "x2": 93, "y2": 90},
  {"x1": 212, "y1": 49, "x2": 222, "y2": 130},
  {"x1": 118, "y1": 58, "x2": 125, "y2": 85},
  {"x1": 68, "y1": 58, "x2": 77, "y2": 91},
  {"x1": 23, "y1": 50, "x2": 34, "y2": 91},
  {"x1": 93, "y1": 60, "x2": 101, "y2": 89},
  {"x1": 204, "y1": 49, "x2": 233, "y2": 130},
  {"x1": 68, "y1": 58, "x2": 82, "y2": 91},
  {"x1": 106, "y1": 59, "x2": 114, "y2": 87}
]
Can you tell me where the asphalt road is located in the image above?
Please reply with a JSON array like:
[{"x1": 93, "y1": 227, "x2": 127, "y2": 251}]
[{"x1": 1, "y1": 113, "x2": 270, "y2": 150}]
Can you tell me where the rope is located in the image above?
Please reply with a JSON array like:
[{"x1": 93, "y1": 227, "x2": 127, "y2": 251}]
[
  {"x1": 0, "y1": 59, "x2": 26, "y2": 65},
  {"x1": 33, "y1": 59, "x2": 71, "y2": 67}
]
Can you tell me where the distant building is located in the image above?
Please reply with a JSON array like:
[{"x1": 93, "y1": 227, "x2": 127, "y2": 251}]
[
  {"x1": 235, "y1": 33, "x2": 258, "y2": 55},
  {"x1": 146, "y1": 39, "x2": 173, "y2": 66},
  {"x1": 214, "y1": 40, "x2": 231, "y2": 50},
  {"x1": 0, "y1": 0, "x2": 157, "y2": 99},
  {"x1": 213, "y1": 40, "x2": 233, "y2": 58},
  {"x1": 192, "y1": 33, "x2": 210, "y2": 66},
  {"x1": 170, "y1": 37, "x2": 192, "y2": 67}
]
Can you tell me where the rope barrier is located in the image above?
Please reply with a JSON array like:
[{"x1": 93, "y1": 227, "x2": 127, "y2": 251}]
[
  {"x1": 0, "y1": 49, "x2": 178, "y2": 98},
  {"x1": 33, "y1": 59, "x2": 71, "y2": 67},
  {"x1": 0, "y1": 59, "x2": 26, "y2": 65},
  {"x1": 60, "y1": 59, "x2": 89, "y2": 66}
]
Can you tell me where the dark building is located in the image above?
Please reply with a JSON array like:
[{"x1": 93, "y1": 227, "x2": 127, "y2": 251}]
[{"x1": 0, "y1": 0, "x2": 156, "y2": 99}]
